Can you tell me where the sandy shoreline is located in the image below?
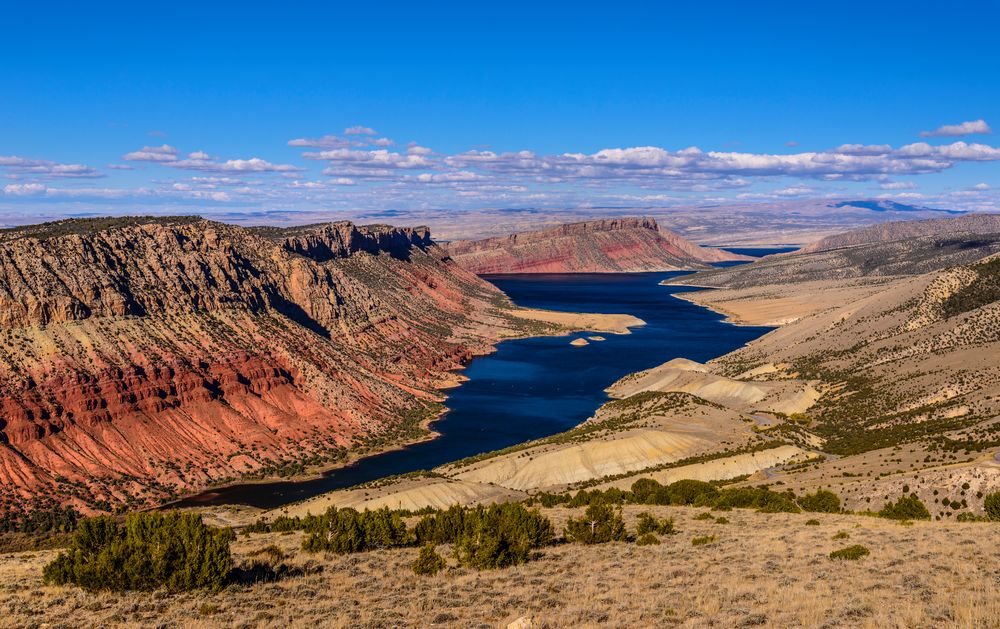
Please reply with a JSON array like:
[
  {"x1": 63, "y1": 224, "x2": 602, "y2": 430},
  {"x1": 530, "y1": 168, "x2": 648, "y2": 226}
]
[{"x1": 508, "y1": 307, "x2": 645, "y2": 334}]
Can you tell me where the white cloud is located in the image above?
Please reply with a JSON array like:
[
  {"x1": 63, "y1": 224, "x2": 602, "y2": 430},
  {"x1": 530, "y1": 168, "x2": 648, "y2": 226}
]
[
  {"x1": 306, "y1": 148, "x2": 432, "y2": 176},
  {"x1": 3, "y1": 183, "x2": 46, "y2": 196},
  {"x1": 973, "y1": 182, "x2": 991, "y2": 190},
  {"x1": 411, "y1": 171, "x2": 483, "y2": 183},
  {"x1": 371, "y1": 137, "x2": 394, "y2": 147},
  {"x1": 344, "y1": 125, "x2": 377, "y2": 136},
  {"x1": 833, "y1": 144, "x2": 892, "y2": 155},
  {"x1": 920, "y1": 119, "x2": 992, "y2": 137},
  {"x1": 287, "y1": 135, "x2": 354, "y2": 148},
  {"x1": 0, "y1": 155, "x2": 102, "y2": 178},
  {"x1": 879, "y1": 181, "x2": 916, "y2": 190},
  {"x1": 123, "y1": 144, "x2": 178, "y2": 162}
]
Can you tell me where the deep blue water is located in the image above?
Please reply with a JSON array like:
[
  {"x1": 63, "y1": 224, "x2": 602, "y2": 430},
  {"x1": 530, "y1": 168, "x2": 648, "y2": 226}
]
[
  {"x1": 716, "y1": 246, "x2": 799, "y2": 257},
  {"x1": 175, "y1": 272, "x2": 772, "y2": 509}
]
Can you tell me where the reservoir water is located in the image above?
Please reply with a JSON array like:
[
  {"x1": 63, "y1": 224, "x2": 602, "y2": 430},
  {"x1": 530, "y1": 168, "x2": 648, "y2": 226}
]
[{"x1": 176, "y1": 270, "x2": 774, "y2": 509}]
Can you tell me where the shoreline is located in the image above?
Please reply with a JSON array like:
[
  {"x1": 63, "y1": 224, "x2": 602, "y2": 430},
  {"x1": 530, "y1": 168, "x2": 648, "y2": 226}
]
[
  {"x1": 168, "y1": 304, "x2": 646, "y2": 509},
  {"x1": 671, "y1": 290, "x2": 763, "y2": 327}
]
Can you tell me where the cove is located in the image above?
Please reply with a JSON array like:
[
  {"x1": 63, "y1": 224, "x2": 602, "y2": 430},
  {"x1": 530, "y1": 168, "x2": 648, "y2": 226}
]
[{"x1": 175, "y1": 271, "x2": 773, "y2": 509}]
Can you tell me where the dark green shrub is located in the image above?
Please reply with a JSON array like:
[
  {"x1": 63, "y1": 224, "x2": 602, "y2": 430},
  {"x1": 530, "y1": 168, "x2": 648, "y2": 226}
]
[
  {"x1": 805, "y1": 519, "x2": 820, "y2": 526},
  {"x1": 635, "y1": 533, "x2": 660, "y2": 546},
  {"x1": 244, "y1": 515, "x2": 306, "y2": 534},
  {"x1": 829, "y1": 544, "x2": 869, "y2": 560},
  {"x1": 694, "y1": 512, "x2": 715, "y2": 521},
  {"x1": 984, "y1": 491, "x2": 1000, "y2": 521},
  {"x1": 566, "y1": 488, "x2": 627, "y2": 507},
  {"x1": 454, "y1": 503, "x2": 553, "y2": 569},
  {"x1": 691, "y1": 535, "x2": 716, "y2": 546},
  {"x1": 714, "y1": 517, "x2": 730, "y2": 525},
  {"x1": 636, "y1": 512, "x2": 675, "y2": 536},
  {"x1": 956, "y1": 512, "x2": 988, "y2": 522},
  {"x1": 832, "y1": 531, "x2": 849, "y2": 540},
  {"x1": 666, "y1": 479, "x2": 718, "y2": 505},
  {"x1": 707, "y1": 487, "x2": 800, "y2": 513},
  {"x1": 412, "y1": 544, "x2": 447, "y2": 575},
  {"x1": 414, "y1": 505, "x2": 467, "y2": 545},
  {"x1": 42, "y1": 513, "x2": 232, "y2": 592},
  {"x1": 630, "y1": 478, "x2": 670, "y2": 505},
  {"x1": 799, "y1": 490, "x2": 841, "y2": 513},
  {"x1": 878, "y1": 495, "x2": 931, "y2": 521},
  {"x1": 535, "y1": 492, "x2": 570, "y2": 508},
  {"x1": 301, "y1": 507, "x2": 409, "y2": 554},
  {"x1": 565, "y1": 504, "x2": 627, "y2": 544}
]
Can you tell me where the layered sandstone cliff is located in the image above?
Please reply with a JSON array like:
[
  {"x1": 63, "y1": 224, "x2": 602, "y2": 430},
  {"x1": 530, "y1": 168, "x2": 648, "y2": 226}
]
[
  {"x1": 0, "y1": 217, "x2": 520, "y2": 512},
  {"x1": 444, "y1": 217, "x2": 750, "y2": 274}
]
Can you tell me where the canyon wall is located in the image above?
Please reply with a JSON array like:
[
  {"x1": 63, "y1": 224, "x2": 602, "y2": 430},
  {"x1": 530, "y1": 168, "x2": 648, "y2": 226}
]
[
  {"x1": 0, "y1": 217, "x2": 517, "y2": 512},
  {"x1": 444, "y1": 217, "x2": 749, "y2": 274}
]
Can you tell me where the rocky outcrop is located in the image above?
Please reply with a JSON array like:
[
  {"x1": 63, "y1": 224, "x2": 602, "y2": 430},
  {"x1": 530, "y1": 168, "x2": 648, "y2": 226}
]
[
  {"x1": 799, "y1": 213, "x2": 1000, "y2": 253},
  {"x1": 0, "y1": 217, "x2": 518, "y2": 512},
  {"x1": 444, "y1": 217, "x2": 749, "y2": 274}
]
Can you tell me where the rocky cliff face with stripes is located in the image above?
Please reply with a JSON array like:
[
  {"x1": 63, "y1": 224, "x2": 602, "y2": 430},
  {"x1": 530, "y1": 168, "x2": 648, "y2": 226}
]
[
  {"x1": 444, "y1": 217, "x2": 750, "y2": 274},
  {"x1": 0, "y1": 217, "x2": 518, "y2": 513}
]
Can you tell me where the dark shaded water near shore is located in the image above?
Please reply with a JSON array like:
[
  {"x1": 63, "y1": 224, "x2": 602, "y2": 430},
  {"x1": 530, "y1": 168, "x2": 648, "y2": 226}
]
[{"x1": 176, "y1": 269, "x2": 776, "y2": 509}]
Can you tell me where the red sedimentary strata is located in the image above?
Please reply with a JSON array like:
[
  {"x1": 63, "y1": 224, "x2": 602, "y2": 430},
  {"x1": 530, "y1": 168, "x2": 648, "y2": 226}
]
[
  {"x1": 0, "y1": 217, "x2": 518, "y2": 512},
  {"x1": 444, "y1": 217, "x2": 750, "y2": 274}
]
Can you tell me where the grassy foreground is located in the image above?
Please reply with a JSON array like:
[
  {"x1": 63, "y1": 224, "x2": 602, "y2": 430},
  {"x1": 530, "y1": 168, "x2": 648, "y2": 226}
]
[{"x1": 2, "y1": 505, "x2": 998, "y2": 628}]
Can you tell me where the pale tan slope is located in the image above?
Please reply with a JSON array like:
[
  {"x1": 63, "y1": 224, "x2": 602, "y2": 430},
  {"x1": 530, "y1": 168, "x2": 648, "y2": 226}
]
[
  {"x1": 595, "y1": 444, "x2": 814, "y2": 490},
  {"x1": 672, "y1": 277, "x2": 895, "y2": 326},
  {"x1": 451, "y1": 429, "x2": 713, "y2": 491},
  {"x1": 608, "y1": 357, "x2": 820, "y2": 415},
  {"x1": 270, "y1": 476, "x2": 526, "y2": 519}
]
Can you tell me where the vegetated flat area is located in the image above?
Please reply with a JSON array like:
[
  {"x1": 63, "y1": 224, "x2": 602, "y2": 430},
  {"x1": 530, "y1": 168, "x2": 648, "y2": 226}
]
[{"x1": 1, "y1": 506, "x2": 998, "y2": 628}]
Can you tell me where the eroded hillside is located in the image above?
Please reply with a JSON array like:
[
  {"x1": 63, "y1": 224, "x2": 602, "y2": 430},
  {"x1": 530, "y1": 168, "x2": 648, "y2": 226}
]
[
  {"x1": 444, "y1": 217, "x2": 749, "y2": 274},
  {"x1": 0, "y1": 217, "x2": 556, "y2": 513}
]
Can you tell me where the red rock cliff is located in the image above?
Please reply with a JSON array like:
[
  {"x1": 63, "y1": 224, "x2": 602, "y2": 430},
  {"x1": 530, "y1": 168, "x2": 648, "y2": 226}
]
[
  {"x1": 0, "y1": 217, "x2": 516, "y2": 512},
  {"x1": 444, "y1": 217, "x2": 750, "y2": 274}
]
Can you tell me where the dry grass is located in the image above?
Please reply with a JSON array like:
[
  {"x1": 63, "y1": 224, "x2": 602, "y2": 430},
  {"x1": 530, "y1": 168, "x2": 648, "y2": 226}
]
[{"x1": 1, "y1": 506, "x2": 999, "y2": 628}]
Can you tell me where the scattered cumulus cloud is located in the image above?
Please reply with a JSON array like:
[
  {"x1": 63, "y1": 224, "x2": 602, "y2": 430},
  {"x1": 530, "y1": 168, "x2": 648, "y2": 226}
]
[
  {"x1": 0, "y1": 155, "x2": 102, "y2": 178},
  {"x1": 287, "y1": 135, "x2": 354, "y2": 149},
  {"x1": 879, "y1": 181, "x2": 917, "y2": 190},
  {"x1": 123, "y1": 144, "x2": 179, "y2": 162},
  {"x1": 344, "y1": 125, "x2": 377, "y2": 136},
  {"x1": 920, "y1": 119, "x2": 992, "y2": 138},
  {"x1": 3, "y1": 183, "x2": 47, "y2": 196}
]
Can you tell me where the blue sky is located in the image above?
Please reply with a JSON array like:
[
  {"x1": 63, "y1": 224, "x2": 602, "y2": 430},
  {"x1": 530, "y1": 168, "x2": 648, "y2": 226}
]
[{"x1": 1, "y1": 1, "x2": 998, "y2": 224}]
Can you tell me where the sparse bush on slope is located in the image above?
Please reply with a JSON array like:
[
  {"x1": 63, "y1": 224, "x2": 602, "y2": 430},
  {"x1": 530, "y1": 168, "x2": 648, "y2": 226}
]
[
  {"x1": 42, "y1": 512, "x2": 232, "y2": 592},
  {"x1": 636, "y1": 512, "x2": 675, "y2": 536},
  {"x1": 799, "y1": 489, "x2": 841, "y2": 513},
  {"x1": 412, "y1": 544, "x2": 447, "y2": 575},
  {"x1": 453, "y1": 503, "x2": 554, "y2": 569},
  {"x1": 301, "y1": 507, "x2": 409, "y2": 554},
  {"x1": 565, "y1": 504, "x2": 628, "y2": 544},
  {"x1": 879, "y1": 494, "x2": 931, "y2": 521},
  {"x1": 829, "y1": 544, "x2": 869, "y2": 560},
  {"x1": 984, "y1": 491, "x2": 1000, "y2": 521}
]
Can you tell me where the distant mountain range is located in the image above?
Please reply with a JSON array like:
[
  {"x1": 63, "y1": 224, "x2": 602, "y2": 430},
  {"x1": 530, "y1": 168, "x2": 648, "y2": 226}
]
[{"x1": 828, "y1": 199, "x2": 964, "y2": 215}]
